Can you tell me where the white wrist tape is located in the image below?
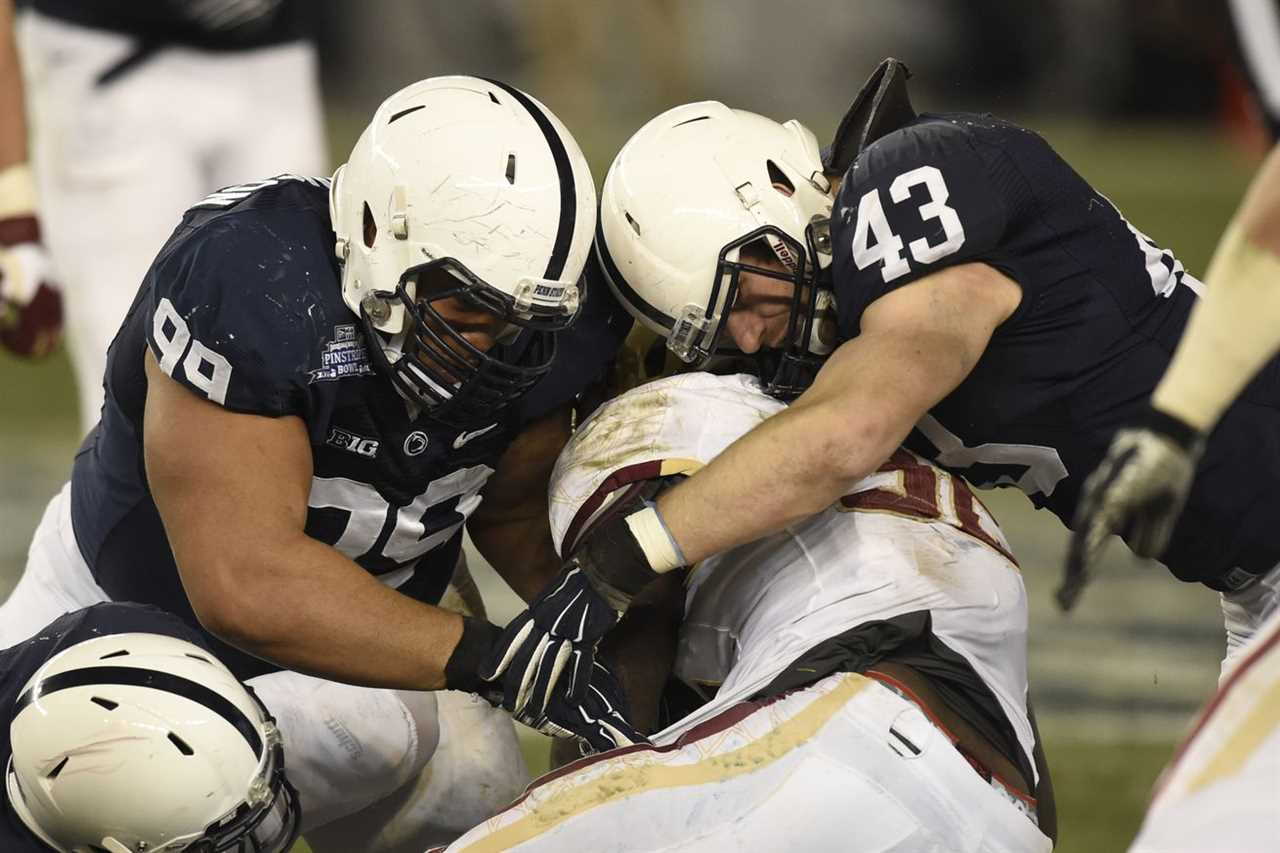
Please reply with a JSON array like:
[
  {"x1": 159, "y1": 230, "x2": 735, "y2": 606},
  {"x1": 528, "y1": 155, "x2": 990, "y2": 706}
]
[
  {"x1": 624, "y1": 505, "x2": 686, "y2": 574},
  {"x1": 0, "y1": 163, "x2": 37, "y2": 220},
  {"x1": 1153, "y1": 221, "x2": 1280, "y2": 431}
]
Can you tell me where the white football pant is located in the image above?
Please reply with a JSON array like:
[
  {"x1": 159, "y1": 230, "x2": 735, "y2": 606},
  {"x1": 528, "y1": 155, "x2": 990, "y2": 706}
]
[
  {"x1": 439, "y1": 672, "x2": 1051, "y2": 853},
  {"x1": 1221, "y1": 560, "x2": 1280, "y2": 677},
  {"x1": 17, "y1": 11, "x2": 329, "y2": 432},
  {"x1": 1, "y1": 484, "x2": 529, "y2": 849}
]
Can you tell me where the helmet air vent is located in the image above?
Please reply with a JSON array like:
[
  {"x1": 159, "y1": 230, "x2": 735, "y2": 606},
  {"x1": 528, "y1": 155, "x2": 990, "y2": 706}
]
[
  {"x1": 362, "y1": 203, "x2": 377, "y2": 248},
  {"x1": 672, "y1": 115, "x2": 710, "y2": 128},
  {"x1": 488, "y1": 90, "x2": 500, "y2": 105},
  {"x1": 185, "y1": 653, "x2": 212, "y2": 664},
  {"x1": 624, "y1": 211, "x2": 642, "y2": 236},
  {"x1": 90, "y1": 697, "x2": 119, "y2": 711},
  {"x1": 766, "y1": 161, "x2": 795, "y2": 197},
  {"x1": 47, "y1": 756, "x2": 69, "y2": 779},
  {"x1": 505, "y1": 153, "x2": 517, "y2": 185},
  {"x1": 167, "y1": 733, "x2": 195, "y2": 756},
  {"x1": 99, "y1": 649, "x2": 129, "y2": 659},
  {"x1": 388, "y1": 105, "x2": 425, "y2": 124}
]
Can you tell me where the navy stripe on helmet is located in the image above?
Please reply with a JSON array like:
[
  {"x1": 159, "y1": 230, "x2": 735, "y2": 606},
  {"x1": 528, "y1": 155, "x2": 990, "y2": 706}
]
[
  {"x1": 593, "y1": 218, "x2": 676, "y2": 331},
  {"x1": 14, "y1": 666, "x2": 264, "y2": 757},
  {"x1": 482, "y1": 78, "x2": 575, "y2": 281}
]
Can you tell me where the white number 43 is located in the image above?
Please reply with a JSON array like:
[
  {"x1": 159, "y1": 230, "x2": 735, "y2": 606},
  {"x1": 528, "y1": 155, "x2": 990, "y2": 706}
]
[{"x1": 851, "y1": 165, "x2": 966, "y2": 283}]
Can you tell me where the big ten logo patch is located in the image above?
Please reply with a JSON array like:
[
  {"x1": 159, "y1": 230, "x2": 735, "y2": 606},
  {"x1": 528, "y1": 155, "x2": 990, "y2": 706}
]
[{"x1": 327, "y1": 426, "x2": 380, "y2": 458}]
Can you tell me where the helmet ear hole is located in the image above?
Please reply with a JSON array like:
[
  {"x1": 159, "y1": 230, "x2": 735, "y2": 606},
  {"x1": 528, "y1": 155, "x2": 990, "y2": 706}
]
[
  {"x1": 362, "y1": 202, "x2": 377, "y2": 248},
  {"x1": 766, "y1": 160, "x2": 795, "y2": 197}
]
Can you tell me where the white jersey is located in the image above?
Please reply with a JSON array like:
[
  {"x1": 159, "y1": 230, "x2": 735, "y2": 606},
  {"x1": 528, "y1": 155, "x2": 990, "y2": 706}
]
[
  {"x1": 1130, "y1": 606, "x2": 1280, "y2": 852},
  {"x1": 548, "y1": 372, "x2": 1036, "y2": 779}
]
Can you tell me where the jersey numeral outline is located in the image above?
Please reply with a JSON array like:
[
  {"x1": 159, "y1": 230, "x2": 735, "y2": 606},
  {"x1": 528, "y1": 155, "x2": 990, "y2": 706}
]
[
  {"x1": 852, "y1": 165, "x2": 967, "y2": 283},
  {"x1": 914, "y1": 414, "x2": 1068, "y2": 500},
  {"x1": 307, "y1": 465, "x2": 493, "y2": 584},
  {"x1": 840, "y1": 448, "x2": 1014, "y2": 563},
  {"x1": 153, "y1": 298, "x2": 233, "y2": 404}
]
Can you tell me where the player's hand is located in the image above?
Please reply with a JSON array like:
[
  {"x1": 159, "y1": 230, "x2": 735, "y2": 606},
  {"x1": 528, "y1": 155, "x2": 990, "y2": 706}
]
[
  {"x1": 481, "y1": 561, "x2": 623, "y2": 724},
  {"x1": 0, "y1": 215, "x2": 62, "y2": 358},
  {"x1": 533, "y1": 659, "x2": 648, "y2": 754},
  {"x1": 1061, "y1": 408, "x2": 1203, "y2": 611}
]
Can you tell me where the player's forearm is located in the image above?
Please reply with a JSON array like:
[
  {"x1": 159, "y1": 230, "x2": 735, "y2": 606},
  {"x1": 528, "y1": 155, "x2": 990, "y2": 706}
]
[
  {"x1": 1152, "y1": 149, "x2": 1280, "y2": 431},
  {"x1": 0, "y1": 0, "x2": 29, "y2": 170},
  {"x1": 190, "y1": 535, "x2": 465, "y2": 690},
  {"x1": 657, "y1": 389, "x2": 895, "y2": 566}
]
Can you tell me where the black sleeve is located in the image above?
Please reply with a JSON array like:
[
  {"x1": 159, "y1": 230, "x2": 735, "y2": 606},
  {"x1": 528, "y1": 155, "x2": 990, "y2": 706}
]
[
  {"x1": 830, "y1": 119, "x2": 1010, "y2": 338},
  {"x1": 143, "y1": 215, "x2": 322, "y2": 418},
  {"x1": 511, "y1": 252, "x2": 634, "y2": 426}
]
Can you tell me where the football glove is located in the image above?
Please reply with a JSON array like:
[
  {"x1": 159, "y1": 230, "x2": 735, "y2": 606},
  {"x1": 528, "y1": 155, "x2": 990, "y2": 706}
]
[
  {"x1": 482, "y1": 500, "x2": 672, "y2": 724},
  {"x1": 533, "y1": 659, "x2": 648, "y2": 754},
  {"x1": 1060, "y1": 407, "x2": 1204, "y2": 611},
  {"x1": 0, "y1": 164, "x2": 62, "y2": 359}
]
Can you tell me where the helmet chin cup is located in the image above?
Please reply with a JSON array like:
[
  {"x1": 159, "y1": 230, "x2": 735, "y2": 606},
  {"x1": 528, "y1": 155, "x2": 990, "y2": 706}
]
[{"x1": 670, "y1": 303, "x2": 713, "y2": 364}]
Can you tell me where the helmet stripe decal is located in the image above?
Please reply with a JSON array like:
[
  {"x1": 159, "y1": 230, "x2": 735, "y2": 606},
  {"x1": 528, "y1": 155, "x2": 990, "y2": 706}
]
[
  {"x1": 482, "y1": 78, "x2": 575, "y2": 281},
  {"x1": 594, "y1": 218, "x2": 676, "y2": 329},
  {"x1": 14, "y1": 666, "x2": 264, "y2": 757}
]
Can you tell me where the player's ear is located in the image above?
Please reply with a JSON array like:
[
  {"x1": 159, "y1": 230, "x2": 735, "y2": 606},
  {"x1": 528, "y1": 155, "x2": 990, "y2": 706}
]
[{"x1": 822, "y1": 57, "x2": 917, "y2": 178}]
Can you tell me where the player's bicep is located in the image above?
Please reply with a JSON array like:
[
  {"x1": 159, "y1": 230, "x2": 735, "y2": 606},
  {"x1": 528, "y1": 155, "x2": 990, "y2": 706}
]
[
  {"x1": 831, "y1": 126, "x2": 1010, "y2": 335},
  {"x1": 143, "y1": 350, "x2": 313, "y2": 603},
  {"x1": 798, "y1": 264, "x2": 1016, "y2": 459}
]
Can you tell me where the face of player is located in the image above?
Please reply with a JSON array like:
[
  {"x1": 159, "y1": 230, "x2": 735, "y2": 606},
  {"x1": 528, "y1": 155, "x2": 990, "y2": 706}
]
[{"x1": 723, "y1": 252, "x2": 797, "y2": 354}]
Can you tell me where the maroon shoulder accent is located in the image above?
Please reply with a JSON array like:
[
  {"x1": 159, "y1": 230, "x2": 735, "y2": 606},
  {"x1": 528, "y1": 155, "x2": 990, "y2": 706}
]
[
  {"x1": 560, "y1": 459, "x2": 664, "y2": 555},
  {"x1": 0, "y1": 215, "x2": 40, "y2": 246}
]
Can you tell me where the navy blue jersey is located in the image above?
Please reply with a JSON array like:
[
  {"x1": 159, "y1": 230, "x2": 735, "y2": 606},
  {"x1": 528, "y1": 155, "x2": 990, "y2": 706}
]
[
  {"x1": 70, "y1": 176, "x2": 630, "y2": 678},
  {"x1": 29, "y1": 0, "x2": 310, "y2": 51},
  {"x1": 831, "y1": 113, "x2": 1280, "y2": 590},
  {"x1": 1, "y1": 603, "x2": 211, "y2": 852}
]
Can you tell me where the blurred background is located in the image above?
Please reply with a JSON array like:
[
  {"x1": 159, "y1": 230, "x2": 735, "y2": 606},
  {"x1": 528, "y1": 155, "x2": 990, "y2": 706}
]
[{"x1": 1, "y1": 1, "x2": 1270, "y2": 851}]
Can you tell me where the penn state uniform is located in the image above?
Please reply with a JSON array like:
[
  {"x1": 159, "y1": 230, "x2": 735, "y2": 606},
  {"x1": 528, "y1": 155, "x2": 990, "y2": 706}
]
[
  {"x1": 832, "y1": 112, "x2": 1280, "y2": 592},
  {"x1": 437, "y1": 373, "x2": 1048, "y2": 853},
  {"x1": 62, "y1": 174, "x2": 629, "y2": 681},
  {"x1": 1, "y1": 602, "x2": 214, "y2": 852}
]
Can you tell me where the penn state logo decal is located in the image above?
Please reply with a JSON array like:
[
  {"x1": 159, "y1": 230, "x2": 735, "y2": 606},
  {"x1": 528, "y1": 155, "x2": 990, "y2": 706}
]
[{"x1": 404, "y1": 431, "x2": 429, "y2": 456}]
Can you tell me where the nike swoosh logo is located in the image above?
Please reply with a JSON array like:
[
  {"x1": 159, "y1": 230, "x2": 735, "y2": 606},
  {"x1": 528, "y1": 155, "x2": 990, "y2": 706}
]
[{"x1": 452, "y1": 423, "x2": 499, "y2": 449}]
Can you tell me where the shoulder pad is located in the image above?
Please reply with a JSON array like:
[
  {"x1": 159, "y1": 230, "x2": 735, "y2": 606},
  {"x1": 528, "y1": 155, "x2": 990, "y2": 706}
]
[
  {"x1": 548, "y1": 372, "x2": 783, "y2": 554},
  {"x1": 823, "y1": 58, "x2": 917, "y2": 177}
]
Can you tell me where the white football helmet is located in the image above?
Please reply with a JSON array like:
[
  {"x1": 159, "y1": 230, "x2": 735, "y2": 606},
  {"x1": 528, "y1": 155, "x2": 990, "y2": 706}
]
[
  {"x1": 597, "y1": 102, "x2": 835, "y2": 399},
  {"x1": 330, "y1": 75, "x2": 597, "y2": 426},
  {"x1": 5, "y1": 633, "x2": 299, "y2": 853}
]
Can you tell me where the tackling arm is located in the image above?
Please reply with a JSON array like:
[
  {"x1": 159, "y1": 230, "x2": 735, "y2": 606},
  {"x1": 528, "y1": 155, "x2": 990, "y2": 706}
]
[
  {"x1": 658, "y1": 261, "x2": 1019, "y2": 566},
  {"x1": 468, "y1": 404, "x2": 573, "y2": 603},
  {"x1": 143, "y1": 351, "x2": 492, "y2": 692}
]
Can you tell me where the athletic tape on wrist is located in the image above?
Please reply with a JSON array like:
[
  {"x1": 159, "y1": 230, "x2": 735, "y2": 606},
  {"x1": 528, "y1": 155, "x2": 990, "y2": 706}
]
[
  {"x1": 0, "y1": 163, "x2": 38, "y2": 221},
  {"x1": 623, "y1": 504, "x2": 686, "y2": 574}
]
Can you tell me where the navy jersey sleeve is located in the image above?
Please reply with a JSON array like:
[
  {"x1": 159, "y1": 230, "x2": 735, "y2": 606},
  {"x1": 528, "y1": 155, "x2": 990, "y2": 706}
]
[
  {"x1": 143, "y1": 212, "x2": 334, "y2": 418},
  {"x1": 830, "y1": 118, "x2": 1011, "y2": 338},
  {"x1": 511, "y1": 252, "x2": 633, "y2": 425}
]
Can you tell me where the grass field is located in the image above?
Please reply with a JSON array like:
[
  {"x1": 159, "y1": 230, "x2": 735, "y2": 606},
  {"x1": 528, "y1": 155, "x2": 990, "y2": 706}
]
[{"x1": 0, "y1": 119, "x2": 1258, "y2": 852}]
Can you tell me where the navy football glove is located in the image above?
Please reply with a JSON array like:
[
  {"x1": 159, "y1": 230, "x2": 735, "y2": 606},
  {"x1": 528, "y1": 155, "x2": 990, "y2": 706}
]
[
  {"x1": 1061, "y1": 407, "x2": 1203, "y2": 611},
  {"x1": 482, "y1": 561, "x2": 624, "y2": 724},
  {"x1": 534, "y1": 659, "x2": 648, "y2": 754}
]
